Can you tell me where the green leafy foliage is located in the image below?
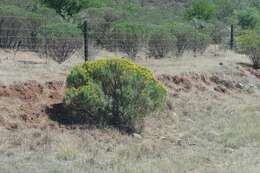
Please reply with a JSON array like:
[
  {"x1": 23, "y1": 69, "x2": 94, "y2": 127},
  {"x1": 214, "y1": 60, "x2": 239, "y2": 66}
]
[
  {"x1": 0, "y1": 5, "x2": 43, "y2": 50},
  {"x1": 40, "y1": 0, "x2": 82, "y2": 17},
  {"x1": 213, "y1": 0, "x2": 236, "y2": 22},
  {"x1": 65, "y1": 58, "x2": 167, "y2": 132},
  {"x1": 38, "y1": 23, "x2": 83, "y2": 63},
  {"x1": 185, "y1": 0, "x2": 216, "y2": 21},
  {"x1": 236, "y1": 8, "x2": 260, "y2": 29},
  {"x1": 40, "y1": 0, "x2": 113, "y2": 18},
  {"x1": 237, "y1": 29, "x2": 260, "y2": 69},
  {"x1": 110, "y1": 22, "x2": 147, "y2": 58},
  {"x1": 148, "y1": 27, "x2": 176, "y2": 58},
  {"x1": 80, "y1": 0, "x2": 113, "y2": 9},
  {"x1": 2, "y1": 0, "x2": 260, "y2": 61},
  {"x1": 189, "y1": 30, "x2": 211, "y2": 56},
  {"x1": 0, "y1": 4, "x2": 40, "y2": 18},
  {"x1": 168, "y1": 22, "x2": 194, "y2": 56}
]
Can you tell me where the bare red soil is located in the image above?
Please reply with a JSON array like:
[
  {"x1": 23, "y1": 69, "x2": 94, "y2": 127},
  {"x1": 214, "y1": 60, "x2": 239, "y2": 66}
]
[
  {"x1": 0, "y1": 81, "x2": 64, "y2": 129},
  {"x1": 0, "y1": 66, "x2": 258, "y2": 130}
]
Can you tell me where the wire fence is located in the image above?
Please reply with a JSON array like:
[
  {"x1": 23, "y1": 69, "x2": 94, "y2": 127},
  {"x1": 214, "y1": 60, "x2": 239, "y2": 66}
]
[{"x1": 0, "y1": 16, "x2": 234, "y2": 64}]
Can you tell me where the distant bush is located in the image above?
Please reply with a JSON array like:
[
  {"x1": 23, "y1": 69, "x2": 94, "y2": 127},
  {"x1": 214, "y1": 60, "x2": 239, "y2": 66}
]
[
  {"x1": 148, "y1": 28, "x2": 176, "y2": 58},
  {"x1": 169, "y1": 22, "x2": 194, "y2": 56},
  {"x1": 0, "y1": 5, "x2": 42, "y2": 50},
  {"x1": 213, "y1": 0, "x2": 236, "y2": 22},
  {"x1": 80, "y1": 0, "x2": 113, "y2": 9},
  {"x1": 237, "y1": 29, "x2": 260, "y2": 69},
  {"x1": 168, "y1": 21, "x2": 211, "y2": 56},
  {"x1": 76, "y1": 7, "x2": 124, "y2": 49},
  {"x1": 209, "y1": 21, "x2": 229, "y2": 45},
  {"x1": 111, "y1": 22, "x2": 146, "y2": 58},
  {"x1": 38, "y1": 23, "x2": 83, "y2": 63},
  {"x1": 65, "y1": 58, "x2": 166, "y2": 132},
  {"x1": 185, "y1": 0, "x2": 216, "y2": 21},
  {"x1": 189, "y1": 31, "x2": 211, "y2": 56},
  {"x1": 40, "y1": 0, "x2": 82, "y2": 18},
  {"x1": 41, "y1": 0, "x2": 113, "y2": 18},
  {"x1": 236, "y1": 8, "x2": 260, "y2": 29},
  {"x1": 1, "y1": 0, "x2": 39, "y2": 10}
]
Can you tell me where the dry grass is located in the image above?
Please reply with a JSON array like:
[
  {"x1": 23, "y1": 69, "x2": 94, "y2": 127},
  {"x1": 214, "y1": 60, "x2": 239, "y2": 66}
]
[{"x1": 0, "y1": 47, "x2": 260, "y2": 173}]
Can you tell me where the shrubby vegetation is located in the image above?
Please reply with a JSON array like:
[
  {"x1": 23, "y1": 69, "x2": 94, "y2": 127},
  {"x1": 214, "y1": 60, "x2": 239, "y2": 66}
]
[
  {"x1": 236, "y1": 7, "x2": 260, "y2": 29},
  {"x1": 110, "y1": 22, "x2": 146, "y2": 58},
  {"x1": 38, "y1": 23, "x2": 83, "y2": 63},
  {"x1": 185, "y1": 0, "x2": 215, "y2": 21},
  {"x1": 168, "y1": 22, "x2": 194, "y2": 56},
  {"x1": 148, "y1": 28, "x2": 176, "y2": 58},
  {"x1": 0, "y1": 3, "x2": 80, "y2": 62},
  {"x1": 1, "y1": 0, "x2": 260, "y2": 62},
  {"x1": 65, "y1": 58, "x2": 166, "y2": 132},
  {"x1": 237, "y1": 29, "x2": 260, "y2": 69},
  {"x1": 0, "y1": 5, "x2": 42, "y2": 50}
]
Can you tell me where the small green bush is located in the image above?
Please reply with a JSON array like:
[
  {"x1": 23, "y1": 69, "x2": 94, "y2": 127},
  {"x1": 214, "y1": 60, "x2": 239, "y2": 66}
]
[
  {"x1": 169, "y1": 22, "x2": 194, "y2": 56},
  {"x1": 236, "y1": 8, "x2": 260, "y2": 29},
  {"x1": 185, "y1": 0, "x2": 216, "y2": 21},
  {"x1": 189, "y1": 30, "x2": 211, "y2": 56},
  {"x1": 76, "y1": 7, "x2": 124, "y2": 48},
  {"x1": 237, "y1": 29, "x2": 260, "y2": 69},
  {"x1": 0, "y1": 5, "x2": 42, "y2": 50},
  {"x1": 38, "y1": 23, "x2": 83, "y2": 63},
  {"x1": 148, "y1": 28, "x2": 176, "y2": 58},
  {"x1": 40, "y1": 0, "x2": 82, "y2": 18},
  {"x1": 214, "y1": 0, "x2": 236, "y2": 22},
  {"x1": 111, "y1": 22, "x2": 146, "y2": 58},
  {"x1": 209, "y1": 21, "x2": 229, "y2": 45},
  {"x1": 65, "y1": 58, "x2": 166, "y2": 132}
]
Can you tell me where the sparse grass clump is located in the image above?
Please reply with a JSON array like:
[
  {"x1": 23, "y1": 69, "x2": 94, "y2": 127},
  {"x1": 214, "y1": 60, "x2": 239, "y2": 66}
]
[{"x1": 65, "y1": 58, "x2": 166, "y2": 132}]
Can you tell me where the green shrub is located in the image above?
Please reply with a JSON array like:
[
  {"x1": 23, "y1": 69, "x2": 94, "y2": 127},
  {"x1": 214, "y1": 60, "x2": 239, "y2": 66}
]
[
  {"x1": 0, "y1": 4, "x2": 42, "y2": 19},
  {"x1": 236, "y1": 8, "x2": 260, "y2": 29},
  {"x1": 169, "y1": 22, "x2": 194, "y2": 56},
  {"x1": 38, "y1": 23, "x2": 83, "y2": 63},
  {"x1": 111, "y1": 22, "x2": 146, "y2": 58},
  {"x1": 237, "y1": 29, "x2": 260, "y2": 69},
  {"x1": 148, "y1": 28, "x2": 176, "y2": 58},
  {"x1": 75, "y1": 7, "x2": 124, "y2": 49},
  {"x1": 40, "y1": 0, "x2": 82, "y2": 18},
  {"x1": 209, "y1": 21, "x2": 229, "y2": 45},
  {"x1": 0, "y1": 5, "x2": 42, "y2": 50},
  {"x1": 189, "y1": 30, "x2": 211, "y2": 56},
  {"x1": 80, "y1": 0, "x2": 113, "y2": 9},
  {"x1": 213, "y1": 0, "x2": 236, "y2": 22},
  {"x1": 65, "y1": 58, "x2": 167, "y2": 132},
  {"x1": 41, "y1": 0, "x2": 113, "y2": 18},
  {"x1": 185, "y1": 0, "x2": 216, "y2": 21},
  {"x1": 1, "y1": 0, "x2": 40, "y2": 12}
]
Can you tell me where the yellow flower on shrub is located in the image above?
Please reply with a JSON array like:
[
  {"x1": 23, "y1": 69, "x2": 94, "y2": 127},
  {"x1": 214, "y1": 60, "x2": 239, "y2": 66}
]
[{"x1": 65, "y1": 57, "x2": 166, "y2": 132}]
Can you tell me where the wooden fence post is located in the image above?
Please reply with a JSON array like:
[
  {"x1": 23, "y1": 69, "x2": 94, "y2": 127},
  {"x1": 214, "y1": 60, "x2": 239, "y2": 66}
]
[
  {"x1": 230, "y1": 24, "x2": 234, "y2": 50},
  {"x1": 83, "y1": 20, "x2": 89, "y2": 61}
]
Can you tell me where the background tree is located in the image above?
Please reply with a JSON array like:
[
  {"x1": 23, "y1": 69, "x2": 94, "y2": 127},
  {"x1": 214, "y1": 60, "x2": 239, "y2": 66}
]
[{"x1": 185, "y1": 0, "x2": 216, "y2": 21}]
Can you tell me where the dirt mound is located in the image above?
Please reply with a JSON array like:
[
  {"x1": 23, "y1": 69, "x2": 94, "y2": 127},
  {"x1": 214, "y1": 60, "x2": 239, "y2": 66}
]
[
  {"x1": 0, "y1": 81, "x2": 63, "y2": 101},
  {"x1": 0, "y1": 80, "x2": 64, "y2": 129},
  {"x1": 0, "y1": 81, "x2": 44, "y2": 101},
  {"x1": 158, "y1": 73, "x2": 248, "y2": 96},
  {"x1": 247, "y1": 68, "x2": 260, "y2": 79},
  {"x1": 1, "y1": 69, "x2": 259, "y2": 130}
]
